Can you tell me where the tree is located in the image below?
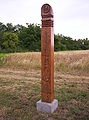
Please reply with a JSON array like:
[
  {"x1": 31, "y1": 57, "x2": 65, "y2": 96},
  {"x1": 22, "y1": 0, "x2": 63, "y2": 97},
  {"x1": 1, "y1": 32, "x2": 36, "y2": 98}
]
[
  {"x1": 1, "y1": 32, "x2": 19, "y2": 52},
  {"x1": 18, "y1": 23, "x2": 41, "y2": 51},
  {"x1": 6, "y1": 23, "x2": 15, "y2": 32},
  {"x1": 0, "y1": 22, "x2": 89, "y2": 52},
  {"x1": 54, "y1": 34, "x2": 67, "y2": 51},
  {"x1": 0, "y1": 22, "x2": 7, "y2": 50}
]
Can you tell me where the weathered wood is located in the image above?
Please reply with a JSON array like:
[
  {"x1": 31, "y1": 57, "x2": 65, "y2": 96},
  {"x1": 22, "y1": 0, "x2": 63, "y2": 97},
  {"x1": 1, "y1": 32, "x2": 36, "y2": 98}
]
[{"x1": 41, "y1": 4, "x2": 54, "y2": 103}]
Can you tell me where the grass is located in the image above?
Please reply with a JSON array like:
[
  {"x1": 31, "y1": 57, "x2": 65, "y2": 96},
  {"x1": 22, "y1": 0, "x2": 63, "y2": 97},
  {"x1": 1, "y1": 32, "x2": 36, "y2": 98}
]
[
  {"x1": 0, "y1": 50, "x2": 89, "y2": 120},
  {"x1": 0, "y1": 53, "x2": 5, "y2": 57},
  {"x1": 1, "y1": 50, "x2": 89, "y2": 75},
  {"x1": 54, "y1": 50, "x2": 89, "y2": 75},
  {"x1": 2, "y1": 52, "x2": 41, "y2": 70},
  {"x1": 0, "y1": 53, "x2": 6, "y2": 66}
]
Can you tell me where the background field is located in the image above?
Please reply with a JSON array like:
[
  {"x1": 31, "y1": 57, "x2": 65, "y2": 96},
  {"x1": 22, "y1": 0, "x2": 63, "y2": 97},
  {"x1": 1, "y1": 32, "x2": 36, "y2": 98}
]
[{"x1": 0, "y1": 50, "x2": 89, "y2": 120}]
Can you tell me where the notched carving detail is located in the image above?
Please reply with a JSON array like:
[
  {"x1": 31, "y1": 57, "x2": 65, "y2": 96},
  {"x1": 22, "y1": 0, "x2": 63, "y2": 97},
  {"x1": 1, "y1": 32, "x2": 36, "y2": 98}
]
[
  {"x1": 42, "y1": 31, "x2": 50, "y2": 82},
  {"x1": 42, "y1": 20, "x2": 53, "y2": 27}
]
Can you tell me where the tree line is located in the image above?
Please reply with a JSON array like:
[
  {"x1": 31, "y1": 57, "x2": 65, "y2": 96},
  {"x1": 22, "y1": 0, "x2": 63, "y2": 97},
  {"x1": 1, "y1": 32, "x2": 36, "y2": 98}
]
[{"x1": 0, "y1": 22, "x2": 89, "y2": 53}]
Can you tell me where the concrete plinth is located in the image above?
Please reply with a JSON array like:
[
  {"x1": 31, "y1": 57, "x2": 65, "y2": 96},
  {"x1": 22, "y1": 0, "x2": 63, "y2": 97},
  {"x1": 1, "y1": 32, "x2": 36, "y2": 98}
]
[{"x1": 36, "y1": 99, "x2": 58, "y2": 113}]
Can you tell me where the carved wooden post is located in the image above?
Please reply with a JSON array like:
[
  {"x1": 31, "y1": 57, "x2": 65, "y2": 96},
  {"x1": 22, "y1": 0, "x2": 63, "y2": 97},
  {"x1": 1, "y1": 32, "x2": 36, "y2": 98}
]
[
  {"x1": 37, "y1": 3, "x2": 58, "y2": 113},
  {"x1": 41, "y1": 3, "x2": 54, "y2": 103}
]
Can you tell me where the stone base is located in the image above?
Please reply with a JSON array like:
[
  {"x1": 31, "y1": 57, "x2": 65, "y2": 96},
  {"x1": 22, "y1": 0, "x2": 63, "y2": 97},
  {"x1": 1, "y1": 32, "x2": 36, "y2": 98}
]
[{"x1": 36, "y1": 99, "x2": 58, "y2": 113}]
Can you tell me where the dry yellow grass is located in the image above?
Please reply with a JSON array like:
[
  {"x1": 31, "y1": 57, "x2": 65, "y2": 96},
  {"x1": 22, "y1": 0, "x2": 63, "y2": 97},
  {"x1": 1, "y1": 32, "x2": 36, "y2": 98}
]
[
  {"x1": 4, "y1": 52, "x2": 41, "y2": 70},
  {"x1": 1, "y1": 50, "x2": 89, "y2": 76},
  {"x1": 55, "y1": 50, "x2": 89, "y2": 75}
]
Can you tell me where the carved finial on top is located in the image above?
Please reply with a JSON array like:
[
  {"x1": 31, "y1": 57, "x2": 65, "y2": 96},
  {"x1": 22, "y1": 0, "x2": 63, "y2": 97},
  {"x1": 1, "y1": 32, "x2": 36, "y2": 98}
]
[{"x1": 41, "y1": 4, "x2": 53, "y2": 18}]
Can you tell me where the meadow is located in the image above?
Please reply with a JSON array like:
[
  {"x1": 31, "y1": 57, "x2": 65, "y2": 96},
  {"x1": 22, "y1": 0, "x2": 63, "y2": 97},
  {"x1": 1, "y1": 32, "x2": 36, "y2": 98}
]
[{"x1": 0, "y1": 50, "x2": 89, "y2": 120}]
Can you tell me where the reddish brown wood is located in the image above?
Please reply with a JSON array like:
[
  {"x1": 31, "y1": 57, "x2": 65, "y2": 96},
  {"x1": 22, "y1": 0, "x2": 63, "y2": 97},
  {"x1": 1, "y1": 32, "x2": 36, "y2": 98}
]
[{"x1": 41, "y1": 4, "x2": 54, "y2": 103}]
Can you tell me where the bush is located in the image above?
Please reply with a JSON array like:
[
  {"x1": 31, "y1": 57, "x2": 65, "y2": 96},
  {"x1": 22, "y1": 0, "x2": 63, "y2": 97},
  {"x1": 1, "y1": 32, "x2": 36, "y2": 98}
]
[{"x1": 1, "y1": 32, "x2": 19, "y2": 53}]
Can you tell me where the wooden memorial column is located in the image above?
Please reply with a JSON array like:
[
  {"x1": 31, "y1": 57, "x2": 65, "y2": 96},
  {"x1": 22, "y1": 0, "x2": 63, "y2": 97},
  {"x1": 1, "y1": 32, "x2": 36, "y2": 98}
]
[
  {"x1": 41, "y1": 4, "x2": 54, "y2": 103},
  {"x1": 37, "y1": 4, "x2": 58, "y2": 113}
]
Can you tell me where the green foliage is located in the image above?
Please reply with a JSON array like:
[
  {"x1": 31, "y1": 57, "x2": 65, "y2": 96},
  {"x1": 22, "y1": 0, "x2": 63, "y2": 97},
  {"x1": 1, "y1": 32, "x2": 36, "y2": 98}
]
[
  {"x1": 0, "y1": 22, "x2": 7, "y2": 50},
  {"x1": 2, "y1": 32, "x2": 19, "y2": 52},
  {"x1": 54, "y1": 34, "x2": 67, "y2": 51},
  {"x1": 18, "y1": 24, "x2": 41, "y2": 51},
  {"x1": 0, "y1": 22, "x2": 89, "y2": 53},
  {"x1": 59, "y1": 35, "x2": 89, "y2": 50},
  {"x1": 6, "y1": 23, "x2": 15, "y2": 32}
]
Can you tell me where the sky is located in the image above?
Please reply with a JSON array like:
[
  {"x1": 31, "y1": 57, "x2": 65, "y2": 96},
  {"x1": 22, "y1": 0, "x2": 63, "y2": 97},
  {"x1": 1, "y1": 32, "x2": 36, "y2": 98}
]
[{"x1": 0, "y1": 0, "x2": 89, "y2": 39}]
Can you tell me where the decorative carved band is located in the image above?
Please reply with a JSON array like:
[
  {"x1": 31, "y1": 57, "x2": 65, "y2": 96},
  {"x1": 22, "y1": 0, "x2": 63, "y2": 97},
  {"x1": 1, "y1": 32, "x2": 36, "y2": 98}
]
[
  {"x1": 42, "y1": 20, "x2": 53, "y2": 27},
  {"x1": 42, "y1": 14, "x2": 53, "y2": 18}
]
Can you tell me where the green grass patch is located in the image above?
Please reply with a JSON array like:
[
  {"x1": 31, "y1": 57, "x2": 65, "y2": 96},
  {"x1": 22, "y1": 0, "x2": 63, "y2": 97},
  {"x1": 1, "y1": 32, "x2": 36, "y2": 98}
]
[
  {"x1": 0, "y1": 53, "x2": 6, "y2": 65},
  {"x1": 0, "y1": 53, "x2": 7, "y2": 58}
]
